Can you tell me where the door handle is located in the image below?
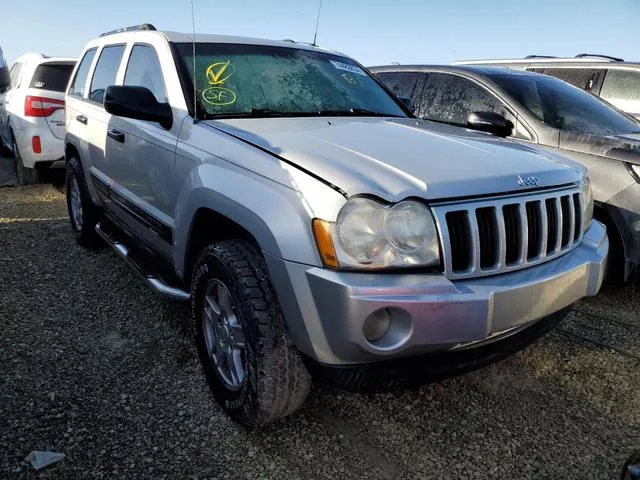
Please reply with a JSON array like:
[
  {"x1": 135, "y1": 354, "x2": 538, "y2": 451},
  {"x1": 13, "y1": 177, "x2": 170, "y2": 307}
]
[
  {"x1": 107, "y1": 128, "x2": 125, "y2": 143},
  {"x1": 76, "y1": 115, "x2": 87, "y2": 125}
]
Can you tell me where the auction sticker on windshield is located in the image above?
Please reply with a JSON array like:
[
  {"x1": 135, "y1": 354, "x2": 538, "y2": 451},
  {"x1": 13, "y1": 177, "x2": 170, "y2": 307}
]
[{"x1": 330, "y1": 60, "x2": 366, "y2": 76}]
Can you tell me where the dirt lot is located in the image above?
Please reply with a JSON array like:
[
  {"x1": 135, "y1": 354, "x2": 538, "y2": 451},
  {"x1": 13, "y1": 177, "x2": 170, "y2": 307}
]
[{"x1": 0, "y1": 158, "x2": 639, "y2": 479}]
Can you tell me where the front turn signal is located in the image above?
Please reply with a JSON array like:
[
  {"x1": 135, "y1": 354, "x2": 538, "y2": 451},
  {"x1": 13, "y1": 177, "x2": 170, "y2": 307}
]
[{"x1": 312, "y1": 219, "x2": 339, "y2": 269}]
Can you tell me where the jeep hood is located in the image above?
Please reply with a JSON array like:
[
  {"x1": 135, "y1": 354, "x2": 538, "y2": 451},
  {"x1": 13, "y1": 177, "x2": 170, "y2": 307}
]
[{"x1": 206, "y1": 117, "x2": 582, "y2": 201}]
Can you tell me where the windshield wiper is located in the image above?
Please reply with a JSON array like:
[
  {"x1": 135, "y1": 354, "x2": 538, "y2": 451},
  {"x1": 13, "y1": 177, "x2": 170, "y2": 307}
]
[
  {"x1": 316, "y1": 108, "x2": 404, "y2": 118},
  {"x1": 206, "y1": 108, "x2": 303, "y2": 119},
  {"x1": 205, "y1": 107, "x2": 405, "y2": 119}
]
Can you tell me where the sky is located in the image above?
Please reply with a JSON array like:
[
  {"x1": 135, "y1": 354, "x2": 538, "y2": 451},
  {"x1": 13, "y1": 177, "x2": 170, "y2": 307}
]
[{"x1": 2, "y1": 0, "x2": 639, "y2": 66}]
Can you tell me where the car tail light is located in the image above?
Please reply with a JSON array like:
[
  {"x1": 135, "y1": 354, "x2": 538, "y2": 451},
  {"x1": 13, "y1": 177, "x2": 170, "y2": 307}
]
[
  {"x1": 32, "y1": 136, "x2": 42, "y2": 154},
  {"x1": 24, "y1": 96, "x2": 65, "y2": 117}
]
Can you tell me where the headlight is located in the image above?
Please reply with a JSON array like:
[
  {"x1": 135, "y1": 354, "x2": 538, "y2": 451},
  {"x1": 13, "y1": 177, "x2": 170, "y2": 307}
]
[
  {"x1": 312, "y1": 197, "x2": 441, "y2": 270},
  {"x1": 629, "y1": 163, "x2": 640, "y2": 183},
  {"x1": 581, "y1": 174, "x2": 594, "y2": 232}
]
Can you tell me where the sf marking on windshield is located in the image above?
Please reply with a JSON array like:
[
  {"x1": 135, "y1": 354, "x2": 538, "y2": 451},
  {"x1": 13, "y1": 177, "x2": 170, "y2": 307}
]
[{"x1": 517, "y1": 175, "x2": 540, "y2": 187}]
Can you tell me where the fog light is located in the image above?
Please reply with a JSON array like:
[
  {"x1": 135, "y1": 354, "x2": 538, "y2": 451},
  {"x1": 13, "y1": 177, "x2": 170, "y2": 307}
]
[{"x1": 363, "y1": 309, "x2": 391, "y2": 342}]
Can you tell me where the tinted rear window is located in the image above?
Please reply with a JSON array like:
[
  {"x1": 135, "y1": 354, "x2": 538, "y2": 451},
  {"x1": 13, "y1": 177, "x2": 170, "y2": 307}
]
[{"x1": 29, "y1": 63, "x2": 75, "y2": 92}]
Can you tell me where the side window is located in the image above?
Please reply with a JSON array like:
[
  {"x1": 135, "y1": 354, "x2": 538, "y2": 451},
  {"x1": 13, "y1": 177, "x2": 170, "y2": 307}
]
[
  {"x1": 123, "y1": 44, "x2": 168, "y2": 103},
  {"x1": 416, "y1": 73, "x2": 505, "y2": 126},
  {"x1": 89, "y1": 45, "x2": 126, "y2": 104},
  {"x1": 375, "y1": 71, "x2": 426, "y2": 111},
  {"x1": 599, "y1": 70, "x2": 640, "y2": 115},
  {"x1": 69, "y1": 48, "x2": 97, "y2": 97},
  {"x1": 9, "y1": 62, "x2": 22, "y2": 88},
  {"x1": 542, "y1": 68, "x2": 596, "y2": 90}
]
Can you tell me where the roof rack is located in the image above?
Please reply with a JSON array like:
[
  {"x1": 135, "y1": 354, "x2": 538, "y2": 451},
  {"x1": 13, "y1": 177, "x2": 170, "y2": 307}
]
[
  {"x1": 575, "y1": 53, "x2": 623, "y2": 62},
  {"x1": 100, "y1": 23, "x2": 157, "y2": 37},
  {"x1": 524, "y1": 55, "x2": 557, "y2": 59}
]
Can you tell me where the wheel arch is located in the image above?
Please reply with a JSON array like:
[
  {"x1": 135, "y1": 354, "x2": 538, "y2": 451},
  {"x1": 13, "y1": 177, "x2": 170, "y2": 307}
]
[{"x1": 594, "y1": 201, "x2": 628, "y2": 281}]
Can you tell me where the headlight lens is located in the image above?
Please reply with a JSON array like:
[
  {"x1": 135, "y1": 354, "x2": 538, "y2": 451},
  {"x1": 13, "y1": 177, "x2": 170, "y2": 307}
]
[
  {"x1": 336, "y1": 198, "x2": 387, "y2": 263},
  {"x1": 581, "y1": 174, "x2": 594, "y2": 232},
  {"x1": 630, "y1": 163, "x2": 640, "y2": 182},
  {"x1": 315, "y1": 197, "x2": 441, "y2": 270}
]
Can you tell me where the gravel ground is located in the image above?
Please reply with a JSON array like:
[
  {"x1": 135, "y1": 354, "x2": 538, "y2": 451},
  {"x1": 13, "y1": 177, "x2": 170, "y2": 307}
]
[{"x1": 1, "y1": 156, "x2": 638, "y2": 479}]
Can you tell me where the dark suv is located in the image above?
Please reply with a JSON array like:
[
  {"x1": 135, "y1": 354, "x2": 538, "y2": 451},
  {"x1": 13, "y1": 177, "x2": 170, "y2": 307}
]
[{"x1": 371, "y1": 64, "x2": 640, "y2": 281}]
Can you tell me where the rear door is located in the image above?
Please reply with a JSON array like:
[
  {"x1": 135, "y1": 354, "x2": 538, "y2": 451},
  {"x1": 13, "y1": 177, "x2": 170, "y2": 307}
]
[{"x1": 25, "y1": 61, "x2": 75, "y2": 140}]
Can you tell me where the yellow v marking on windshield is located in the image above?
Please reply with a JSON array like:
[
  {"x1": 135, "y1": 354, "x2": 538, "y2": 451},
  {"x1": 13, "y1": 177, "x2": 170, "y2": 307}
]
[{"x1": 206, "y1": 61, "x2": 234, "y2": 85}]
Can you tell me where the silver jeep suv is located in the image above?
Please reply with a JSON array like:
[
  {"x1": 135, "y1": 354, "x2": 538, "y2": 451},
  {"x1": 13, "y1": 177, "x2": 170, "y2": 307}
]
[{"x1": 64, "y1": 24, "x2": 608, "y2": 426}]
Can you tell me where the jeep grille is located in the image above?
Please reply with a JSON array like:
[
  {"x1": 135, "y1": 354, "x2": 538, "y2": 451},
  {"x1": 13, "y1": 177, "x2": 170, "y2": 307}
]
[{"x1": 432, "y1": 187, "x2": 584, "y2": 279}]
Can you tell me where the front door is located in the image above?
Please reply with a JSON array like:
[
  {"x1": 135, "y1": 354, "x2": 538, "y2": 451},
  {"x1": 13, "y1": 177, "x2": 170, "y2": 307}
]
[{"x1": 103, "y1": 43, "x2": 179, "y2": 260}]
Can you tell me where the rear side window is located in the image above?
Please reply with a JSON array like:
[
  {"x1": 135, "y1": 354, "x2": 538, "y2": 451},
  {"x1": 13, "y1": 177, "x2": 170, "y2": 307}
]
[
  {"x1": 600, "y1": 70, "x2": 640, "y2": 115},
  {"x1": 29, "y1": 63, "x2": 75, "y2": 92},
  {"x1": 542, "y1": 68, "x2": 596, "y2": 90},
  {"x1": 69, "y1": 49, "x2": 97, "y2": 97},
  {"x1": 375, "y1": 71, "x2": 425, "y2": 110},
  {"x1": 89, "y1": 45, "x2": 126, "y2": 104},
  {"x1": 9, "y1": 62, "x2": 22, "y2": 88},
  {"x1": 124, "y1": 44, "x2": 168, "y2": 103},
  {"x1": 417, "y1": 72, "x2": 504, "y2": 125}
]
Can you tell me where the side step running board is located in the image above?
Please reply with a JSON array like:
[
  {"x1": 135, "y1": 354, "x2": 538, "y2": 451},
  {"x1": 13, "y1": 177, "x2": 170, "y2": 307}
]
[{"x1": 95, "y1": 222, "x2": 190, "y2": 302}]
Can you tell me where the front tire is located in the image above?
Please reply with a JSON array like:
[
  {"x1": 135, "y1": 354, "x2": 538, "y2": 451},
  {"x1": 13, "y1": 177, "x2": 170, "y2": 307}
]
[
  {"x1": 11, "y1": 132, "x2": 39, "y2": 185},
  {"x1": 192, "y1": 240, "x2": 311, "y2": 427},
  {"x1": 66, "y1": 156, "x2": 102, "y2": 248}
]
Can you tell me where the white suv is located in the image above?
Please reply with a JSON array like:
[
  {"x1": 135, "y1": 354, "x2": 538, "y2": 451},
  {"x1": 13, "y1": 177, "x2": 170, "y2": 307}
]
[{"x1": 0, "y1": 53, "x2": 76, "y2": 184}]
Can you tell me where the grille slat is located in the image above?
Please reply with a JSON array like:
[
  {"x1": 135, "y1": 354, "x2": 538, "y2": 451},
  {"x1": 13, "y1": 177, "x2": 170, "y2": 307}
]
[
  {"x1": 503, "y1": 204, "x2": 521, "y2": 265},
  {"x1": 446, "y1": 211, "x2": 472, "y2": 272},
  {"x1": 560, "y1": 195, "x2": 572, "y2": 248},
  {"x1": 476, "y1": 207, "x2": 498, "y2": 269},
  {"x1": 572, "y1": 193, "x2": 581, "y2": 243},
  {"x1": 437, "y1": 187, "x2": 583, "y2": 280},
  {"x1": 526, "y1": 201, "x2": 542, "y2": 259},
  {"x1": 539, "y1": 200, "x2": 548, "y2": 257},
  {"x1": 545, "y1": 198, "x2": 559, "y2": 254}
]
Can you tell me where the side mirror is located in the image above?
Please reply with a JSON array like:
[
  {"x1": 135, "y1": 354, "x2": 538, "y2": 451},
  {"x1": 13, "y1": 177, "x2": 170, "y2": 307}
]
[
  {"x1": 104, "y1": 85, "x2": 173, "y2": 129},
  {"x1": 466, "y1": 111, "x2": 514, "y2": 138},
  {"x1": 399, "y1": 96, "x2": 412, "y2": 109}
]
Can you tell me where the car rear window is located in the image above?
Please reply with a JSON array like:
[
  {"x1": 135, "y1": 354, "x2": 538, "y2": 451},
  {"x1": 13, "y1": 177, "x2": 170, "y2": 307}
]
[{"x1": 29, "y1": 63, "x2": 75, "y2": 92}]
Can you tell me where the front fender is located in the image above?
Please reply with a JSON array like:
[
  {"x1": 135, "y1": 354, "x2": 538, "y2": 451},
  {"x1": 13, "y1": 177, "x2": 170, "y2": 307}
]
[{"x1": 173, "y1": 161, "x2": 346, "y2": 276}]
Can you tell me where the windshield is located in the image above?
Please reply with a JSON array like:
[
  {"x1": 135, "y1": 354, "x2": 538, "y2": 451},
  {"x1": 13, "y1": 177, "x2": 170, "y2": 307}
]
[
  {"x1": 486, "y1": 72, "x2": 640, "y2": 136},
  {"x1": 175, "y1": 42, "x2": 407, "y2": 119}
]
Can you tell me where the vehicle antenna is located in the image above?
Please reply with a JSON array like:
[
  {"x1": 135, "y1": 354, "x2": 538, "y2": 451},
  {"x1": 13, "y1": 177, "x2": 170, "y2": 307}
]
[
  {"x1": 190, "y1": 0, "x2": 198, "y2": 123},
  {"x1": 312, "y1": 0, "x2": 323, "y2": 46}
]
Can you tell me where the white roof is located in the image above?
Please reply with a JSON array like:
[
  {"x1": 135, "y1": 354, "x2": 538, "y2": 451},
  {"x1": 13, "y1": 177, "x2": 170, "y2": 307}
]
[{"x1": 14, "y1": 53, "x2": 76, "y2": 65}]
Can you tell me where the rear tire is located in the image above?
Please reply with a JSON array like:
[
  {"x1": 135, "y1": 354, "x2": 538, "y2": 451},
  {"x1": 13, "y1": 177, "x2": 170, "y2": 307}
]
[
  {"x1": 66, "y1": 156, "x2": 102, "y2": 249},
  {"x1": 192, "y1": 239, "x2": 311, "y2": 427},
  {"x1": 11, "y1": 132, "x2": 39, "y2": 185}
]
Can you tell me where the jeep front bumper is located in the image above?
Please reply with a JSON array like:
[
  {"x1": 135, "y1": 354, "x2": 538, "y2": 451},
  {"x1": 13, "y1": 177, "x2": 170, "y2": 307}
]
[{"x1": 266, "y1": 220, "x2": 608, "y2": 366}]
